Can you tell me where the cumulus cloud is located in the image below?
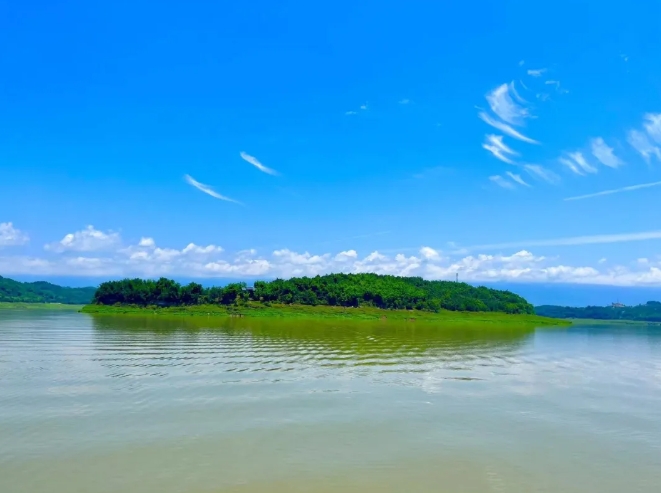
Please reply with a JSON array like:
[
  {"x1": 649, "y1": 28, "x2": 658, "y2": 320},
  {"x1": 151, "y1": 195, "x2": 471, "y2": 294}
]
[
  {"x1": 239, "y1": 152, "x2": 279, "y2": 176},
  {"x1": 564, "y1": 180, "x2": 661, "y2": 201},
  {"x1": 478, "y1": 112, "x2": 539, "y2": 144},
  {"x1": 0, "y1": 222, "x2": 29, "y2": 247},
  {"x1": 3, "y1": 230, "x2": 661, "y2": 285},
  {"x1": 489, "y1": 175, "x2": 515, "y2": 189},
  {"x1": 485, "y1": 82, "x2": 531, "y2": 126},
  {"x1": 45, "y1": 225, "x2": 120, "y2": 252},
  {"x1": 590, "y1": 137, "x2": 623, "y2": 168},
  {"x1": 482, "y1": 134, "x2": 519, "y2": 164},
  {"x1": 523, "y1": 164, "x2": 560, "y2": 184},
  {"x1": 627, "y1": 130, "x2": 661, "y2": 162},
  {"x1": 184, "y1": 174, "x2": 242, "y2": 204}
]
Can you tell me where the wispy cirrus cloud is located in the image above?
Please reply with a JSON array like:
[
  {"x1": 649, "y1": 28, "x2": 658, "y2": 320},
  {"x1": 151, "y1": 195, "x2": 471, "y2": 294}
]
[
  {"x1": 399, "y1": 98, "x2": 410, "y2": 105},
  {"x1": 184, "y1": 174, "x2": 242, "y2": 205},
  {"x1": 345, "y1": 110, "x2": 357, "y2": 116},
  {"x1": 642, "y1": 113, "x2": 661, "y2": 143},
  {"x1": 478, "y1": 112, "x2": 539, "y2": 144},
  {"x1": 564, "y1": 180, "x2": 661, "y2": 201},
  {"x1": 523, "y1": 164, "x2": 560, "y2": 184},
  {"x1": 590, "y1": 137, "x2": 623, "y2": 168},
  {"x1": 527, "y1": 68, "x2": 547, "y2": 77},
  {"x1": 485, "y1": 82, "x2": 531, "y2": 126},
  {"x1": 560, "y1": 152, "x2": 597, "y2": 175},
  {"x1": 465, "y1": 229, "x2": 661, "y2": 251},
  {"x1": 240, "y1": 152, "x2": 279, "y2": 176},
  {"x1": 489, "y1": 175, "x2": 515, "y2": 189},
  {"x1": 482, "y1": 134, "x2": 519, "y2": 164},
  {"x1": 627, "y1": 130, "x2": 661, "y2": 162},
  {"x1": 506, "y1": 171, "x2": 530, "y2": 187}
]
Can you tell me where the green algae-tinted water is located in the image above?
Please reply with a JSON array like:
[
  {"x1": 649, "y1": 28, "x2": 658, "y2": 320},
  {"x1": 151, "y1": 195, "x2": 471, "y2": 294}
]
[{"x1": 1, "y1": 310, "x2": 659, "y2": 492}]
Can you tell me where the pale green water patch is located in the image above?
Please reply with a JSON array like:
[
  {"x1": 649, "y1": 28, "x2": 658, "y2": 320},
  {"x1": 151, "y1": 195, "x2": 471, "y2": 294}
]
[{"x1": 0, "y1": 310, "x2": 660, "y2": 492}]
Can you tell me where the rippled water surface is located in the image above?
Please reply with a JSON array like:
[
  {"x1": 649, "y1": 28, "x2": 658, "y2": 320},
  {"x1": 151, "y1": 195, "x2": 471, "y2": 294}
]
[{"x1": 1, "y1": 310, "x2": 660, "y2": 492}]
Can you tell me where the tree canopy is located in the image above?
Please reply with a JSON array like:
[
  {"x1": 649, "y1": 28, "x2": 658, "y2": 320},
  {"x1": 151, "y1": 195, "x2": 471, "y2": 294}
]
[
  {"x1": 535, "y1": 302, "x2": 661, "y2": 322},
  {"x1": 0, "y1": 276, "x2": 96, "y2": 304},
  {"x1": 92, "y1": 273, "x2": 534, "y2": 314}
]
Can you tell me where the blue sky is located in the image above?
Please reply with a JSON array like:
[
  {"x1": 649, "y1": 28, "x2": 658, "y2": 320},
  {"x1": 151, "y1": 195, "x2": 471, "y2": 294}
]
[{"x1": 2, "y1": 0, "x2": 661, "y2": 289}]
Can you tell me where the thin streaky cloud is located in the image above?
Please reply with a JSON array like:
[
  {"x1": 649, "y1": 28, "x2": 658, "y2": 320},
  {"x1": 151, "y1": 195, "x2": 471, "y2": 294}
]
[
  {"x1": 568, "y1": 152, "x2": 597, "y2": 174},
  {"x1": 345, "y1": 110, "x2": 357, "y2": 115},
  {"x1": 590, "y1": 137, "x2": 623, "y2": 168},
  {"x1": 627, "y1": 129, "x2": 661, "y2": 162},
  {"x1": 240, "y1": 152, "x2": 279, "y2": 176},
  {"x1": 478, "y1": 112, "x2": 539, "y2": 144},
  {"x1": 482, "y1": 134, "x2": 518, "y2": 164},
  {"x1": 399, "y1": 98, "x2": 410, "y2": 104},
  {"x1": 527, "y1": 68, "x2": 547, "y2": 77},
  {"x1": 559, "y1": 157, "x2": 584, "y2": 175},
  {"x1": 485, "y1": 82, "x2": 531, "y2": 126},
  {"x1": 643, "y1": 113, "x2": 661, "y2": 143},
  {"x1": 506, "y1": 171, "x2": 531, "y2": 187},
  {"x1": 184, "y1": 174, "x2": 242, "y2": 205},
  {"x1": 465, "y1": 230, "x2": 661, "y2": 251},
  {"x1": 564, "y1": 180, "x2": 661, "y2": 201},
  {"x1": 489, "y1": 175, "x2": 515, "y2": 189},
  {"x1": 524, "y1": 164, "x2": 560, "y2": 184}
]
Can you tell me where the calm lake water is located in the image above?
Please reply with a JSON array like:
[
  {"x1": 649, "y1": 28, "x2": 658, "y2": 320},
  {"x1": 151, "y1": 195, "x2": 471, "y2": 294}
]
[{"x1": 1, "y1": 310, "x2": 660, "y2": 493}]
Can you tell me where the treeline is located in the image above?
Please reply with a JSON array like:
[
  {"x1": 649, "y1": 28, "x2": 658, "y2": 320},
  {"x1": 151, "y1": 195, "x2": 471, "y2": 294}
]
[
  {"x1": 0, "y1": 276, "x2": 96, "y2": 304},
  {"x1": 535, "y1": 301, "x2": 661, "y2": 322},
  {"x1": 91, "y1": 273, "x2": 534, "y2": 314}
]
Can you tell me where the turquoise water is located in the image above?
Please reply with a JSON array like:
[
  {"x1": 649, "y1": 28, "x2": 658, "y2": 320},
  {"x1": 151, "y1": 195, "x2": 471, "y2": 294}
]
[{"x1": 0, "y1": 310, "x2": 660, "y2": 492}]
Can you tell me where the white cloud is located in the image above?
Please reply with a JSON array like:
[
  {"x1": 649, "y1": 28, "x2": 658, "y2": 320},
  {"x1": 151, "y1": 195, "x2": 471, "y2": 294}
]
[
  {"x1": 138, "y1": 237, "x2": 155, "y2": 247},
  {"x1": 360, "y1": 103, "x2": 368, "y2": 110},
  {"x1": 45, "y1": 225, "x2": 120, "y2": 253},
  {"x1": 345, "y1": 110, "x2": 357, "y2": 115},
  {"x1": 399, "y1": 99, "x2": 410, "y2": 104},
  {"x1": 465, "y1": 230, "x2": 661, "y2": 251},
  {"x1": 239, "y1": 152, "x2": 279, "y2": 176},
  {"x1": 485, "y1": 82, "x2": 531, "y2": 126},
  {"x1": 419, "y1": 246, "x2": 440, "y2": 260},
  {"x1": 482, "y1": 134, "x2": 518, "y2": 164},
  {"x1": 527, "y1": 68, "x2": 546, "y2": 77},
  {"x1": 4, "y1": 231, "x2": 661, "y2": 285},
  {"x1": 560, "y1": 152, "x2": 597, "y2": 175},
  {"x1": 184, "y1": 174, "x2": 242, "y2": 204},
  {"x1": 627, "y1": 130, "x2": 661, "y2": 162},
  {"x1": 489, "y1": 175, "x2": 515, "y2": 189},
  {"x1": 523, "y1": 164, "x2": 560, "y2": 184},
  {"x1": 642, "y1": 113, "x2": 661, "y2": 143},
  {"x1": 564, "y1": 180, "x2": 661, "y2": 201},
  {"x1": 590, "y1": 137, "x2": 623, "y2": 168},
  {"x1": 478, "y1": 112, "x2": 539, "y2": 144},
  {"x1": 0, "y1": 222, "x2": 29, "y2": 247},
  {"x1": 506, "y1": 171, "x2": 530, "y2": 187}
]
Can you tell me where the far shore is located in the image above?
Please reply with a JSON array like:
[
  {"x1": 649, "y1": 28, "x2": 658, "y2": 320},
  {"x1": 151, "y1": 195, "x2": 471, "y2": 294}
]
[
  {"x1": 0, "y1": 302, "x2": 83, "y2": 310},
  {"x1": 80, "y1": 303, "x2": 570, "y2": 326}
]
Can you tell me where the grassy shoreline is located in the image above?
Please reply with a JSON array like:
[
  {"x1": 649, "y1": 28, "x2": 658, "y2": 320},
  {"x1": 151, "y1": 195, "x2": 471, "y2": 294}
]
[
  {"x1": 0, "y1": 302, "x2": 84, "y2": 310},
  {"x1": 80, "y1": 303, "x2": 569, "y2": 326}
]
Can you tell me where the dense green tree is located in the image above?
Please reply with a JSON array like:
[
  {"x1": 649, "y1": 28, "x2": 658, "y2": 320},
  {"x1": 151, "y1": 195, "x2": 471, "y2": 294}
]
[{"x1": 91, "y1": 273, "x2": 534, "y2": 315}]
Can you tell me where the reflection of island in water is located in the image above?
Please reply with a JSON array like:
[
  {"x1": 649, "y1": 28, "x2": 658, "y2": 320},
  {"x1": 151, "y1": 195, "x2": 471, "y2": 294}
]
[{"x1": 89, "y1": 315, "x2": 540, "y2": 370}]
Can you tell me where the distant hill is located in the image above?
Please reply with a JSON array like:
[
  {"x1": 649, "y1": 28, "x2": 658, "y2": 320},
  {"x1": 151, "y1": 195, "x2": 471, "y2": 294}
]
[
  {"x1": 535, "y1": 301, "x2": 661, "y2": 322},
  {"x1": 0, "y1": 276, "x2": 96, "y2": 304}
]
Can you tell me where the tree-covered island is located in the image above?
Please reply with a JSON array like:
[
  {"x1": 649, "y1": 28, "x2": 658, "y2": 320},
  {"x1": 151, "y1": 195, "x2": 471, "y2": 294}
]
[{"x1": 81, "y1": 273, "x2": 567, "y2": 325}]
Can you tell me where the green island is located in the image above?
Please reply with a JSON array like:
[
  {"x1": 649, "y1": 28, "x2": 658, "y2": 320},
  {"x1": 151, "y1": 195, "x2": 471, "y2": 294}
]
[
  {"x1": 81, "y1": 273, "x2": 568, "y2": 326},
  {"x1": 535, "y1": 301, "x2": 661, "y2": 323}
]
